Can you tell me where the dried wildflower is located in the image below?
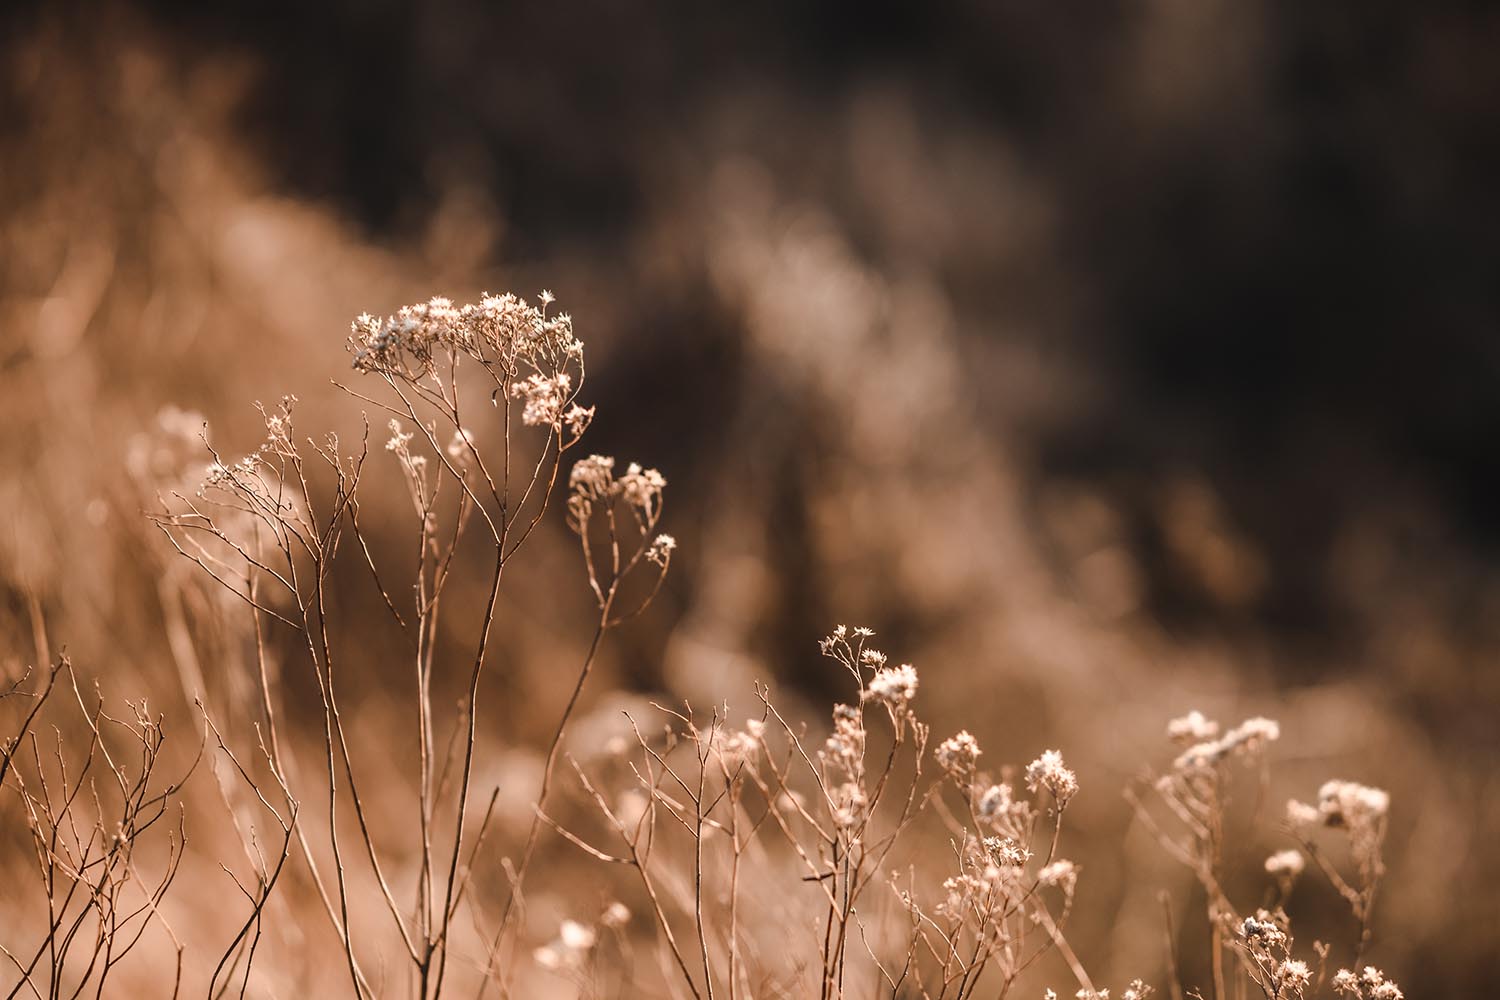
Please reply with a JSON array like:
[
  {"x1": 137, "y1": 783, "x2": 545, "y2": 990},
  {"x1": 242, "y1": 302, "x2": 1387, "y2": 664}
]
[
  {"x1": 386, "y1": 420, "x2": 413, "y2": 453},
  {"x1": 509, "y1": 372, "x2": 574, "y2": 427},
  {"x1": 1318, "y1": 780, "x2": 1390, "y2": 828},
  {"x1": 351, "y1": 291, "x2": 581, "y2": 375},
  {"x1": 563, "y1": 403, "x2": 594, "y2": 439},
  {"x1": 830, "y1": 782, "x2": 868, "y2": 828},
  {"x1": 1121, "y1": 982, "x2": 1153, "y2": 1000},
  {"x1": 936, "y1": 731, "x2": 982, "y2": 775},
  {"x1": 717, "y1": 728, "x2": 760, "y2": 766},
  {"x1": 559, "y1": 920, "x2": 595, "y2": 950},
  {"x1": 646, "y1": 533, "x2": 677, "y2": 567},
  {"x1": 619, "y1": 462, "x2": 666, "y2": 516},
  {"x1": 1172, "y1": 740, "x2": 1226, "y2": 773},
  {"x1": 384, "y1": 418, "x2": 433, "y2": 517},
  {"x1": 1038, "y1": 859, "x2": 1079, "y2": 893},
  {"x1": 533, "y1": 917, "x2": 598, "y2": 972},
  {"x1": 567, "y1": 453, "x2": 628, "y2": 530},
  {"x1": 1264, "y1": 849, "x2": 1305, "y2": 879},
  {"x1": 977, "y1": 783, "x2": 1012, "y2": 820},
  {"x1": 864, "y1": 663, "x2": 918, "y2": 706},
  {"x1": 1312, "y1": 780, "x2": 1391, "y2": 879},
  {"x1": 859, "y1": 648, "x2": 888, "y2": 668},
  {"x1": 1332, "y1": 967, "x2": 1404, "y2": 999},
  {"x1": 570, "y1": 454, "x2": 617, "y2": 497},
  {"x1": 1286, "y1": 799, "x2": 1321, "y2": 829},
  {"x1": 1172, "y1": 715, "x2": 1278, "y2": 773},
  {"x1": 600, "y1": 901, "x2": 630, "y2": 928},
  {"x1": 1026, "y1": 749, "x2": 1079, "y2": 806},
  {"x1": 822, "y1": 704, "x2": 865, "y2": 767},
  {"x1": 1223, "y1": 716, "x2": 1280, "y2": 753},
  {"x1": 1277, "y1": 959, "x2": 1313, "y2": 991},
  {"x1": 985, "y1": 836, "x2": 1030, "y2": 868},
  {"x1": 1166, "y1": 710, "x2": 1219, "y2": 743},
  {"x1": 1239, "y1": 910, "x2": 1288, "y2": 950},
  {"x1": 202, "y1": 453, "x2": 266, "y2": 494}
]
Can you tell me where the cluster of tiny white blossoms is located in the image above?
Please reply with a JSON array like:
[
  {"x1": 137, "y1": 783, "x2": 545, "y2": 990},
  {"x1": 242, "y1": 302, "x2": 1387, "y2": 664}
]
[
  {"x1": 863, "y1": 662, "x2": 918, "y2": 706},
  {"x1": 1037, "y1": 858, "x2": 1079, "y2": 894},
  {"x1": 348, "y1": 291, "x2": 582, "y2": 376},
  {"x1": 202, "y1": 453, "x2": 266, "y2": 494},
  {"x1": 821, "y1": 703, "x2": 866, "y2": 773},
  {"x1": 645, "y1": 533, "x2": 677, "y2": 567},
  {"x1": 384, "y1": 418, "x2": 435, "y2": 517},
  {"x1": 199, "y1": 396, "x2": 301, "y2": 501},
  {"x1": 817, "y1": 626, "x2": 923, "y2": 725},
  {"x1": 619, "y1": 463, "x2": 666, "y2": 513},
  {"x1": 932, "y1": 834, "x2": 1031, "y2": 918},
  {"x1": 713, "y1": 722, "x2": 761, "y2": 768},
  {"x1": 1050, "y1": 982, "x2": 1151, "y2": 1000},
  {"x1": 1286, "y1": 780, "x2": 1389, "y2": 842},
  {"x1": 1235, "y1": 908, "x2": 1323, "y2": 998},
  {"x1": 829, "y1": 780, "x2": 870, "y2": 829},
  {"x1": 1313, "y1": 779, "x2": 1391, "y2": 830},
  {"x1": 532, "y1": 918, "x2": 597, "y2": 971},
  {"x1": 1025, "y1": 749, "x2": 1080, "y2": 807},
  {"x1": 816, "y1": 623, "x2": 875, "y2": 657},
  {"x1": 1166, "y1": 709, "x2": 1219, "y2": 743},
  {"x1": 1287, "y1": 777, "x2": 1390, "y2": 886},
  {"x1": 1330, "y1": 966, "x2": 1404, "y2": 999},
  {"x1": 530, "y1": 901, "x2": 632, "y2": 976},
  {"x1": 567, "y1": 456, "x2": 669, "y2": 529},
  {"x1": 509, "y1": 371, "x2": 581, "y2": 429},
  {"x1": 935, "y1": 730, "x2": 982, "y2": 776},
  {"x1": 975, "y1": 780, "x2": 1033, "y2": 838},
  {"x1": 1168, "y1": 713, "x2": 1280, "y2": 773},
  {"x1": 1264, "y1": 848, "x2": 1306, "y2": 880},
  {"x1": 1240, "y1": 910, "x2": 1289, "y2": 950},
  {"x1": 1277, "y1": 960, "x2": 1314, "y2": 993}
]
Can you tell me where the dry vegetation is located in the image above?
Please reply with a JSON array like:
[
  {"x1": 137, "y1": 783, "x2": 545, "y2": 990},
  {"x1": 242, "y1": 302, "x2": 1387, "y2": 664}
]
[
  {"x1": 3, "y1": 292, "x2": 1405, "y2": 999},
  {"x1": 8, "y1": 8, "x2": 1499, "y2": 996}
]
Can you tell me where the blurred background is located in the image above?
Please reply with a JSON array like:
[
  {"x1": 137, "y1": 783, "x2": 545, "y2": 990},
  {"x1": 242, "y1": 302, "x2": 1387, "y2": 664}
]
[{"x1": 3, "y1": 0, "x2": 1498, "y2": 994}]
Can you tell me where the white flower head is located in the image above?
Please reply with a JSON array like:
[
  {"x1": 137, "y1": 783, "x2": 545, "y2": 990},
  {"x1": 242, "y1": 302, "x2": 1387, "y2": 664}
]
[
  {"x1": 864, "y1": 663, "x2": 918, "y2": 707},
  {"x1": 619, "y1": 462, "x2": 667, "y2": 513},
  {"x1": 1038, "y1": 859, "x2": 1079, "y2": 892},
  {"x1": 1264, "y1": 849, "x2": 1305, "y2": 879},
  {"x1": 1026, "y1": 749, "x2": 1079, "y2": 805},
  {"x1": 1286, "y1": 799, "x2": 1321, "y2": 829},
  {"x1": 559, "y1": 919, "x2": 596, "y2": 951},
  {"x1": 935, "y1": 731, "x2": 982, "y2": 775},
  {"x1": 646, "y1": 533, "x2": 677, "y2": 567},
  {"x1": 1318, "y1": 780, "x2": 1390, "y2": 828},
  {"x1": 1167, "y1": 710, "x2": 1219, "y2": 743},
  {"x1": 1278, "y1": 960, "x2": 1312, "y2": 991}
]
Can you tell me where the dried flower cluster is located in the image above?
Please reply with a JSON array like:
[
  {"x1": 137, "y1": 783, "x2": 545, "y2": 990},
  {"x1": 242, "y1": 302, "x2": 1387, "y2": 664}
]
[
  {"x1": 1125, "y1": 709, "x2": 1403, "y2": 1000},
  {"x1": 4, "y1": 286, "x2": 1410, "y2": 999},
  {"x1": 145, "y1": 292, "x2": 678, "y2": 999},
  {"x1": 349, "y1": 291, "x2": 581, "y2": 377}
]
